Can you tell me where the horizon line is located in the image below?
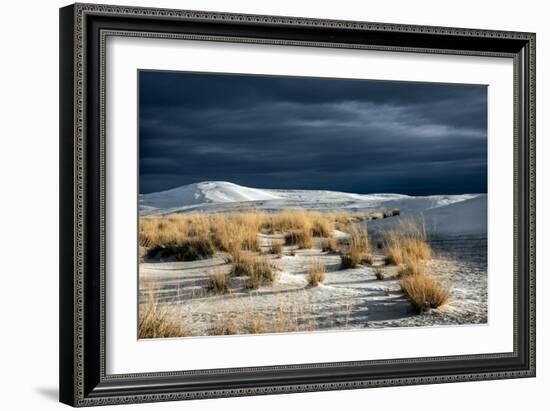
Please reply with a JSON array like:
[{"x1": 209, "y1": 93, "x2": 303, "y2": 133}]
[{"x1": 139, "y1": 180, "x2": 487, "y2": 197}]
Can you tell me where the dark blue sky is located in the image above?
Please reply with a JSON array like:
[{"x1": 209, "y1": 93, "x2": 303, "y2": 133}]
[{"x1": 139, "y1": 71, "x2": 487, "y2": 195}]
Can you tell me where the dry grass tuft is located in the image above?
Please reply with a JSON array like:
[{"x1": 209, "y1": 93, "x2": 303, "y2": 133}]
[
  {"x1": 388, "y1": 228, "x2": 450, "y2": 313},
  {"x1": 207, "y1": 298, "x2": 321, "y2": 336},
  {"x1": 230, "y1": 254, "x2": 277, "y2": 289},
  {"x1": 139, "y1": 296, "x2": 188, "y2": 339},
  {"x1": 374, "y1": 267, "x2": 384, "y2": 280},
  {"x1": 270, "y1": 242, "x2": 283, "y2": 257},
  {"x1": 230, "y1": 251, "x2": 253, "y2": 276},
  {"x1": 320, "y1": 237, "x2": 338, "y2": 253},
  {"x1": 263, "y1": 209, "x2": 311, "y2": 233},
  {"x1": 384, "y1": 248, "x2": 402, "y2": 266},
  {"x1": 384, "y1": 220, "x2": 431, "y2": 265},
  {"x1": 246, "y1": 263, "x2": 278, "y2": 290},
  {"x1": 139, "y1": 217, "x2": 184, "y2": 248},
  {"x1": 339, "y1": 225, "x2": 369, "y2": 269},
  {"x1": 206, "y1": 270, "x2": 231, "y2": 295},
  {"x1": 245, "y1": 317, "x2": 267, "y2": 334},
  {"x1": 307, "y1": 259, "x2": 326, "y2": 286},
  {"x1": 328, "y1": 211, "x2": 368, "y2": 231},
  {"x1": 400, "y1": 274, "x2": 450, "y2": 313},
  {"x1": 363, "y1": 255, "x2": 374, "y2": 266},
  {"x1": 310, "y1": 212, "x2": 334, "y2": 237},
  {"x1": 209, "y1": 316, "x2": 239, "y2": 335},
  {"x1": 340, "y1": 250, "x2": 362, "y2": 269},
  {"x1": 211, "y1": 213, "x2": 261, "y2": 253},
  {"x1": 349, "y1": 226, "x2": 369, "y2": 254},
  {"x1": 397, "y1": 258, "x2": 426, "y2": 278},
  {"x1": 284, "y1": 228, "x2": 313, "y2": 249},
  {"x1": 147, "y1": 237, "x2": 215, "y2": 261}
]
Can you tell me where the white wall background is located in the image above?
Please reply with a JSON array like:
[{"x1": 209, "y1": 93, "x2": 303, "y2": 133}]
[{"x1": 0, "y1": 0, "x2": 546, "y2": 409}]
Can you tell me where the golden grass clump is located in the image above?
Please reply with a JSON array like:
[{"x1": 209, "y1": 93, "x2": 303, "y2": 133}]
[
  {"x1": 209, "y1": 217, "x2": 235, "y2": 252},
  {"x1": 246, "y1": 258, "x2": 278, "y2": 289},
  {"x1": 339, "y1": 225, "x2": 369, "y2": 269},
  {"x1": 270, "y1": 242, "x2": 283, "y2": 257},
  {"x1": 148, "y1": 237, "x2": 215, "y2": 261},
  {"x1": 374, "y1": 267, "x2": 384, "y2": 280},
  {"x1": 310, "y1": 212, "x2": 334, "y2": 237},
  {"x1": 400, "y1": 274, "x2": 450, "y2": 313},
  {"x1": 210, "y1": 214, "x2": 260, "y2": 253},
  {"x1": 209, "y1": 316, "x2": 239, "y2": 336},
  {"x1": 363, "y1": 254, "x2": 374, "y2": 266},
  {"x1": 230, "y1": 252, "x2": 256, "y2": 276},
  {"x1": 139, "y1": 215, "x2": 188, "y2": 248},
  {"x1": 384, "y1": 220, "x2": 431, "y2": 266},
  {"x1": 262, "y1": 210, "x2": 336, "y2": 246},
  {"x1": 230, "y1": 254, "x2": 277, "y2": 289},
  {"x1": 232, "y1": 212, "x2": 263, "y2": 250},
  {"x1": 284, "y1": 228, "x2": 313, "y2": 249},
  {"x1": 245, "y1": 317, "x2": 267, "y2": 334},
  {"x1": 307, "y1": 259, "x2": 326, "y2": 286},
  {"x1": 263, "y1": 209, "x2": 310, "y2": 233},
  {"x1": 397, "y1": 258, "x2": 426, "y2": 278},
  {"x1": 139, "y1": 296, "x2": 188, "y2": 339},
  {"x1": 320, "y1": 236, "x2": 338, "y2": 253},
  {"x1": 349, "y1": 225, "x2": 369, "y2": 254},
  {"x1": 390, "y1": 228, "x2": 450, "y2": 313},
  {"x1": 211, "y1": 299, "x2": 320, "y2": 336},
  {"x1": 385, "y1": 246, "x2": 403, "y2": 266},
  {"x1": 206, "y1": 270, "x2": 231, "y2": 295},
  {"x1": 328, "y1": 211, "x2": 368, "y2": 231},
  {"x1": 340, "y1": 250, "x2": 362, "y2": 269}
]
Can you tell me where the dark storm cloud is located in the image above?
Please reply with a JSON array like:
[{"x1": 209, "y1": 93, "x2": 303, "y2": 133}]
[{"x1": 139, "y1": 71, "x2": 487, "y2": 195}]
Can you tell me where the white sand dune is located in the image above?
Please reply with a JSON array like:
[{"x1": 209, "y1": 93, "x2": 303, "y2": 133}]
[
  {"x1": 368, "y1": 194, "x2": 487, "y2": 236},
  {"x1": 139, "y1": 181, "x2": 282, "y2": 211},
  {"x1": 139, "y1": 181, "x2": 408, "y2": 214},
  {"x1": 420, "y1": 195, "x2": 487, "y2": 235}
]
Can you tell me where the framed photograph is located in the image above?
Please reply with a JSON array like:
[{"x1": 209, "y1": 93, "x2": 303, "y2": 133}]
[{"x1": 59, "y1": 3, "x2": 536, "y2": 407}]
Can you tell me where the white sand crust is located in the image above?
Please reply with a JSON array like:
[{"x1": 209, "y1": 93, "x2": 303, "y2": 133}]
[{"x1": 140, "y1": 234, "x2": 487, "y2": 336}]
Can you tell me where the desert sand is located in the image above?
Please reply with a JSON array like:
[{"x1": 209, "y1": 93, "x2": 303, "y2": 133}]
[{"x1": 139, "y1": 182, "x2": 487, "y2": 337}]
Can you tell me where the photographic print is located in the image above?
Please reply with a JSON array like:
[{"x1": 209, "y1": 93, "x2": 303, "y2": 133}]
[{"x1": 138, "y1": 71, "x2": 488, "y2": 339}]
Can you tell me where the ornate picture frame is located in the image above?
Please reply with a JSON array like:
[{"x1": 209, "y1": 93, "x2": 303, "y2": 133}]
[{"x1": 59, "y1": 3, "x2": 535, "y2": 407}]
